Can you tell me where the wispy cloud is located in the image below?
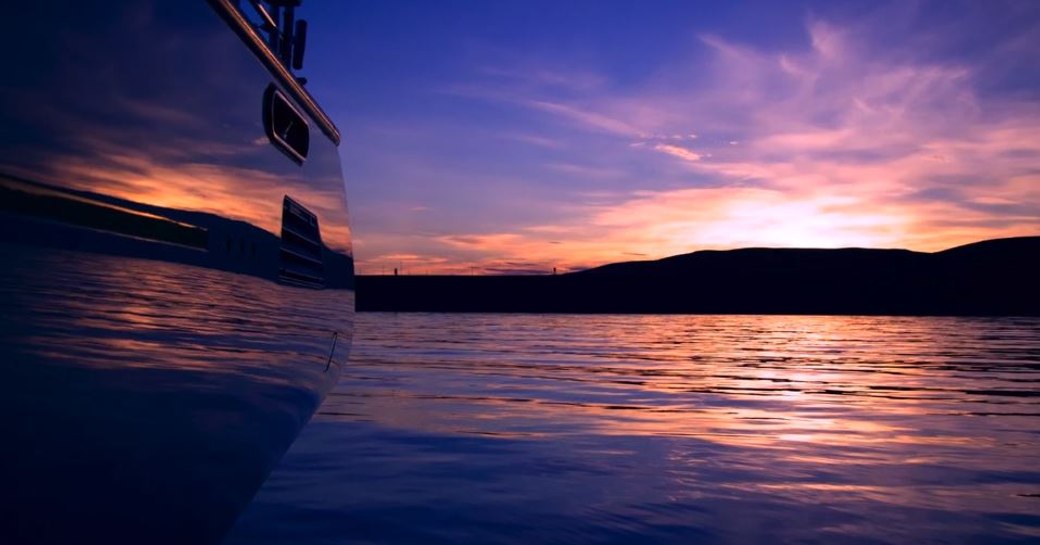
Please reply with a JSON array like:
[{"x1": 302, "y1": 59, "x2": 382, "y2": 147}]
[
  {"x1": 478, "y1": 65, "x2": 607, "y2": 92},
  {"x1": 495, "y1": 132, "x2": 566, "y2": 149},
  {"x1": 523, "y1": 100, "x2": 640, "y2": 135},
  {"x1": 351, "y1": 6, "x2": 1039, "y2": 274},
  {"x1": 652, "y1": 143, "x2": 704, "y2": 163}
]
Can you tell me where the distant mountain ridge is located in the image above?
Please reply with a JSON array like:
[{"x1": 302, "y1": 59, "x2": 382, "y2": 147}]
[
  {"x1": 579, "y1": 236, "x2": 1038, "y2": 276},
  {"x1": 357, "y1": 236, "x2": 1040, "y2": 315}
]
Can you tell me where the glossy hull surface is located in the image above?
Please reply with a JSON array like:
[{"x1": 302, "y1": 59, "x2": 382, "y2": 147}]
[{"x1": 0, "y1": 2, "x2": 354, "y2": 543}]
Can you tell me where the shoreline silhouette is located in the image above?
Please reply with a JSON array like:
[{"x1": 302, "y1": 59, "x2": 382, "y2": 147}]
[{"x1": 356, "y1": 236, "x2": 1039, "y2": 315}]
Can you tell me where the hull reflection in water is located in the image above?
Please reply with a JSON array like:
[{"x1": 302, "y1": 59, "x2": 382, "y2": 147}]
[
  {"x1": 1, "y1": 245, "x2": 353, "y2": 541},
  {"x1": 229, "y1": 313, "x2": 1040, "y2": 545}
]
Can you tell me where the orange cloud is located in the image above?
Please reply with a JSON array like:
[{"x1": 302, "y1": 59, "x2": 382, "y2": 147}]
[{"x1": 353, "y1": 13, "x2": 1039, "y2": 274}]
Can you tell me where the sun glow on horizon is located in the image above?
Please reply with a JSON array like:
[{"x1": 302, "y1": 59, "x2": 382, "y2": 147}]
[{"x1": 322, "y1": 2, "x2": 1040, "y2": 275}]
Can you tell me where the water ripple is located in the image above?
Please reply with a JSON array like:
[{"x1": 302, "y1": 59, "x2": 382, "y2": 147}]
[{"x1": 228, "y1": 313, "x2": 1040, "y2": 545}]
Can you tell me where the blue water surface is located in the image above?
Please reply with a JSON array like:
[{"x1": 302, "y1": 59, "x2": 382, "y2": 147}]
[{"x1": 225, "y1": 313, "x2": 1040, "y2": 544}]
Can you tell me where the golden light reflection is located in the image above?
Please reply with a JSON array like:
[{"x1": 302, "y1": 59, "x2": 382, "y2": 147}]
[
  {"x1": 11, "y1": 248, "x2": 353, "y2": 384},
  {"x1": 35, "y1": 149, "x2": 353, "y2": 254},
  {"x1": 311, "y1": 312, "x2": 1040, "y2": 531},
  {"x1": 333, "y1": 315, "x2": 1040, "y2": 458},
  {"x1": 0, "y1": 18, "x2": 352, "y2": 256}
]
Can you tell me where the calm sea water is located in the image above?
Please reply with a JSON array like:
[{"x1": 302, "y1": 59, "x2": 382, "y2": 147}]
[{"x1": 225, "y1": 313, "x2": 1040, "y2": 545}]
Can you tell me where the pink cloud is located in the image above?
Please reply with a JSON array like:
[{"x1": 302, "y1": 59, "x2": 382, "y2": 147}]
[
  {"x1": 652, "y1": 143, "x2": 703, "y2": 162},
  {"x1": 354, "y1": 14, "x2": 1039, "y2": 274}
]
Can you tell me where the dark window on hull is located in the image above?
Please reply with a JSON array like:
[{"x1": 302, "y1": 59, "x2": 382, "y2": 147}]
[{"x1": 278, "y1": 195, "x2": 324, "y2": 288}]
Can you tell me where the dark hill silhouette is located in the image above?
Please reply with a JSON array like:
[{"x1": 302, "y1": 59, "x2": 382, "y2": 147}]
[
  {"x1": 579, "y1": 237, "x2": 1039, "y2": 276},
  {"x1": 357, "y1": 236, "x2": 1039, "y2": 315}
]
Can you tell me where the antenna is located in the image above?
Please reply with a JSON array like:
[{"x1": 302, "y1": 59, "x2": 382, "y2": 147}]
[
  {"x1": 256, "y1": 1, "x2": 307, "y2": 73},
  {"x1": 278, "y1": 3, "x2": 295, "y2": 64},
  {"x1": 292, "y1": 20, "x2": 308, "y2": 70}
]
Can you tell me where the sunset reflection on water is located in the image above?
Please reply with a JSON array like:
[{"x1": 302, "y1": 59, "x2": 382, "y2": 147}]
[
  {"x1": 230, "y1": 313, "x2": 1040, "y2": 544},
  {"x1": 0, "y1": 245, "x2": 355, "y2": 543}
]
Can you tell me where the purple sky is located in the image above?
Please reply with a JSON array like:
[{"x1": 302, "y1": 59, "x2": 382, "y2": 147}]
[{"x1": 303, "y1": 0, "x2": 1039, "y2": 274}]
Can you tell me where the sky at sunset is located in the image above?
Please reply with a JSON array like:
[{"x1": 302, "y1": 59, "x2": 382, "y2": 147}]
[{"x1": 303, "y1": 0, "x2": 1039, "y2": 274}]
